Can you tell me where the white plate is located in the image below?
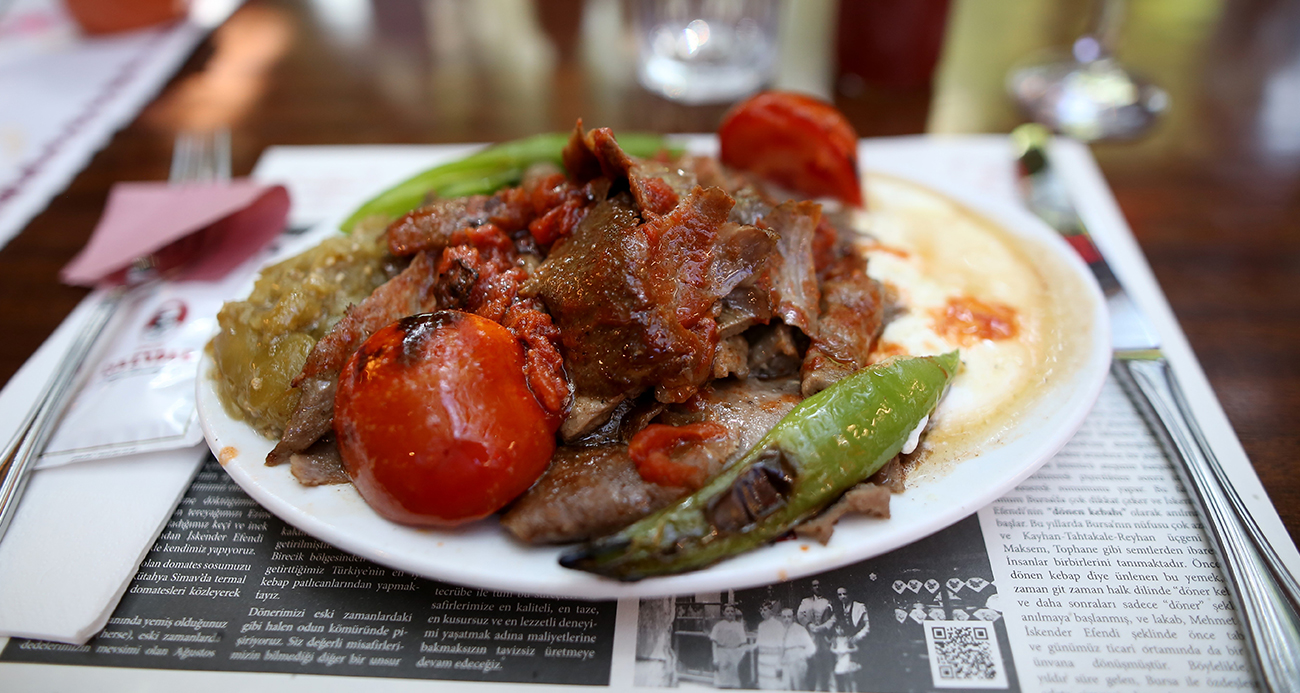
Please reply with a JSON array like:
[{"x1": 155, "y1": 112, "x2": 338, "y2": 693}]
[{"x1": 197, "y1": 162, "x2": 1111, "y2": 600}]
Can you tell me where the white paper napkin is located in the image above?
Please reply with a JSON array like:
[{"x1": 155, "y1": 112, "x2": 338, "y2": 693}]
[
  {"x1": 0, "y1": 448, "x2": 204, "y2": 643},
  {"x1": 0, "y1": 296, "x2": 206, "y2": 644}
]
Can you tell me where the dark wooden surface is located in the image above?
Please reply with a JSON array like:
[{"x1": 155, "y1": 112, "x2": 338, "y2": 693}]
[{"x1": 1, "y1": 0, "x2": 1295, "y2": 547}]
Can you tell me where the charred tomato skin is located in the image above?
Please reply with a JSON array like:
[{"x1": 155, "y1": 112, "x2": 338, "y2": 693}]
[
  {"x1": 719, "y1": 91, "x2": 863, "y2": 207},
  {"x1": 334, "y1": 311, "x2": 557, "y2": 527}
]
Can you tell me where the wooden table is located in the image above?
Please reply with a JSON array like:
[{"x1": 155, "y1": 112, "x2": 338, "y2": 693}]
[{"x1": 1, "y1": 0, "x2": 1295, "y2": 547}]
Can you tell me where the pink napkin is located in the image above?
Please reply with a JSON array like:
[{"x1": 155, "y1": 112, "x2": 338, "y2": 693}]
[{"x1": 60, "y1": 180, "x2": 290, "y2": 286}]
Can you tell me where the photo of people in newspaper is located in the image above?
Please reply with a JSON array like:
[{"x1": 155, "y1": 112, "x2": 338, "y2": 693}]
[{"x1": 634, "y1": 516, "x2": 1017, "y2": 692}]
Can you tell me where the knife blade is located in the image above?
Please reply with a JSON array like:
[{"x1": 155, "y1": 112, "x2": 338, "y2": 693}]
[{"x1": 1012, "y1": 123, "x2": 1300, "y2": 693}]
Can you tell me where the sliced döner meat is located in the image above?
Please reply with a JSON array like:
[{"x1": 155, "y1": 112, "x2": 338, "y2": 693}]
[
  {"x1": 729, "y1": 185, "x2": 777, "y2": 226},
  {"x1": 705, "y1": 222, "x2": 778, "y2": 345},
  {"x1": 680, "y1": 154, "x2": 736, "y2": 192},
  {"x1": 268, "y1": 250, "x2": 445, "y2": 466},
  {"x1": 565, "y1": 123, "x2": 696, "y2": 218},
  {"x1": 529, "y1": 187, "x2": 763, "y2": 404},
  {"x1": 288, "y1": 436, "x2": 349, "y2": 486},
  {"x1": 710, "y1": 222, "x2": 778, "y2": 297},
  {"x1": 635, "y1": 159, "x2": 698, "y2": 210},
  {"x1": 677, "y1": 160, "x2": 827, "y2": 341},
  {"x1": 620, "y1": 397, "x2": 667, "y2": 441},
  {"x1": 800, "y1": 253, "x2": 885, "y2": 396},
  {"x1": 560, "y1": 393, "x2": 632, "y2": 443},
  {"x1": 524, "y1": 195, "x2": 640, "y2": 396},
  {"x1": 561, "y1": 120, "x2": 604, "y2": 183},
  {"x1": 387, "y1": 189, "x2": 534, "y2": 256},
  {"x1": 504, "y1": 376, "x2": 802, "y2": 544},
  {"x1": 712, "y1": 335, "x2": 750, "y2": 379},
  {"x1": 716, "y1": 285, "x2": 773, "y2": 339},
  {"x1": 501, "y1": 445, "x2": 687, "y2": 544},
  {"x1": 657, "y1": 376, "x2": 802, "y2": 456},
  {"x1": 583, "y1": 128, "x2": 667, "y2": 211},
  {"x1": 268, "y1": 378, "x2": 336, "y2": 468},
  {"x1": 677, "y1": 155, "x2": 778, "y2": 226},
  {"x1": 869, "y1": 456, "x2": 907, "y2": 494},
  {"x1": 759, "y1": 201, "x2": 823, "y2": 337},
  {"x1": 747, "y1": 323, "x2": 802, "y2": 380},
  {"x1": 794, "y1": 482, "x2": 892, "y2": 545},
  {"x1": 812, "y1": 206, "x2": 861, "y2": 273}
]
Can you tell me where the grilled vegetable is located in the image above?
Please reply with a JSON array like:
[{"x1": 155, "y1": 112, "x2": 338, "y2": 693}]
[
  {"x1": 334, "y1": 311, "x2": 558, "y2": 527},
  {"x1": 560, "y1": 352, "x2": 959, "y2": 579},
  {"x1": 719, "y1": 91, "x2": 864, "y2": 207},
  {"x1": 341, "y1": 132, "x2": 677, "y2": 233}
]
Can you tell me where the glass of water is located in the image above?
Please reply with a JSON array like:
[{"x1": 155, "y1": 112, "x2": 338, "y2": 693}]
[{"x1": 634, "y1": 0, "x2": 780, "y2": 105}]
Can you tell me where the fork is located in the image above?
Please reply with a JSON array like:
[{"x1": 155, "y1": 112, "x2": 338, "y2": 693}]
[{"x1": 0, "y1": 129, "x2": 232, "y2": 541}]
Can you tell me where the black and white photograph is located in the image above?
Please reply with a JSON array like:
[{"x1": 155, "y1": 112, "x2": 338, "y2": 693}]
[{"x1": 634, "y1": 516, "x2": 1017, "y2": 692}]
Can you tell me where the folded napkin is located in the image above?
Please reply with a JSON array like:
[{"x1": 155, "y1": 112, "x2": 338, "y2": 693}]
[
  {"x1": 0, "y1": 179, "x2": 289, "y2": 645},
  {"x1": 61, "y1": 180, "x2": 289, "y2": 286}
]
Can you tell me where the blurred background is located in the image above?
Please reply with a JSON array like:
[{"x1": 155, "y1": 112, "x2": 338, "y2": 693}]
[
  {"x1": 5, "y1": 0, "x2": 1291, "y2": 172},
  {"x1": 2, "y1": 0, "x2": 1296, "y2": 185},
  {"x1": 130, "y1": 0, "x2": 1300, "y2": 171}
]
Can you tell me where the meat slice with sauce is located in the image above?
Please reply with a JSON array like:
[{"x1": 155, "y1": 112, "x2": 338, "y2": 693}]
[
  {"x1": 657, "y1": 376, "x2": 803, "y2": 455},
  {"x1": 501, "y1": 445, "x2": 687, "y2": 544},
  {"x1": 682, "y1": 158, "x2": 834, "y2": 342},
  {"x1": 801, "y1": 253, "x2": 885, "y2": 396},
  {"x1": 564, "y1": 122, "x2": 697, "y2": 217},
  {"x1": 259, "y1": 122, "x2": 896, "y2": 544},
  {"x1": 503, "y1": 377, "x2": 802, "y2": 543},
  {"x1": 386, "y1": 189, "x2": 535, "y2": 257},
  {"x1": 527, "y1": 187, "x2": 772, "y2": 405},
  {"x1": 759, "y1": 200, "x2": 823, "y2": 337}
]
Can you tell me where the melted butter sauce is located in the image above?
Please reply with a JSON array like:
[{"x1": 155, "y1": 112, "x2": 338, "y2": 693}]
[{"x1": 854, "y1": 175, "x2": 1095, "y2": 482}]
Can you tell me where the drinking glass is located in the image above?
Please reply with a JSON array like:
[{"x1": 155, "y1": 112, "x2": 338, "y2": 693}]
[
  {"x1": 633, "y1": 0, "x2": 780, "y2": 105},
  {"x1": 1006, "y1": 0, "x2": 1167, "y2": 141}
]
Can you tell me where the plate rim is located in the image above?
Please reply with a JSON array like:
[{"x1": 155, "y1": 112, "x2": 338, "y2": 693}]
[{"x1": 197, "y1": 158, "x2": 1112, "y2": 600}]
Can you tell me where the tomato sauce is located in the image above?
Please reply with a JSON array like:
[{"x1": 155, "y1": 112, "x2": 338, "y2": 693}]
[
  {"x1": 931, "y1": 295, "x2": 1019, "y2": 346},
  {"x1": 629, "y1": 422, "x2": 730, "y2": 489}
]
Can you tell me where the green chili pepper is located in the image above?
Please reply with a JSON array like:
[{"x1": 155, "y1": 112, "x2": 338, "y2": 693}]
[
  {"x1": 560, "y1": 352, "x2": 961, "y2": 580},
  {"x1": 340, "y1": 131, "x2": 678, "y2": 233}
]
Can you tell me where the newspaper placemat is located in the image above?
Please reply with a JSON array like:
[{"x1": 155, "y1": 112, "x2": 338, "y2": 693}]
[
  {"x1": 0, "y1": 138, "x2": 1289, "y2": 692},
  {"x1": 0, "y1": 381, "x2": 1252, "y2": 692}
]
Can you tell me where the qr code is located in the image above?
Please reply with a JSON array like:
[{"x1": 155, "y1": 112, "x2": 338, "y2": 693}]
[{"x1": 923, "y1": 623, "x2": 1009, "y2": 689}]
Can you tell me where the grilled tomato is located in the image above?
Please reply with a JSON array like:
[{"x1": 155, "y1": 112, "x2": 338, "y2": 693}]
[
  {"x1": 719, "y1": 91, "x2": 863, "y2": 207},
  {"x1": 334, "y1": 311, "x2": 556, "y2": 526}
]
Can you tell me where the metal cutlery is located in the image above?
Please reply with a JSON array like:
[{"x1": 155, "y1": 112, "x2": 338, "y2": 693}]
[
  {"x1": 0, "y1": 130, "x2": 231, "y2": 542},
  {"x1": 1013, "y1": 123, "x2": 1300, "y2": 693}
]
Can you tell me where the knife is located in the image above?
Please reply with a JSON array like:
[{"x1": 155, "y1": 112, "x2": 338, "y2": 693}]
[{"x1": 1013, "y1": 124, "x2": 1300, "y2": 693}]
